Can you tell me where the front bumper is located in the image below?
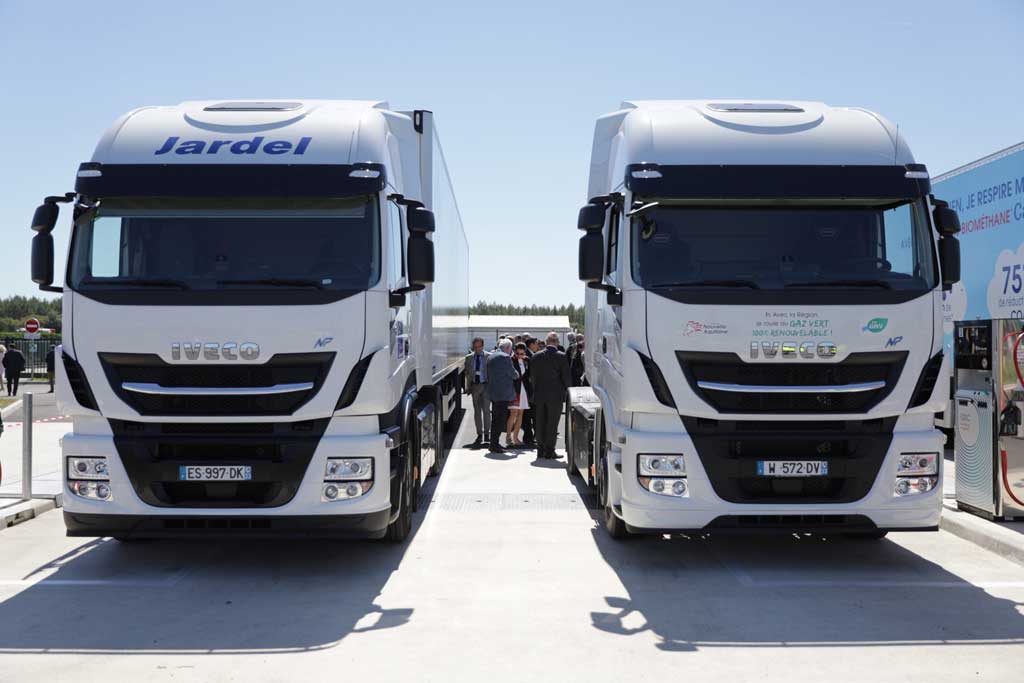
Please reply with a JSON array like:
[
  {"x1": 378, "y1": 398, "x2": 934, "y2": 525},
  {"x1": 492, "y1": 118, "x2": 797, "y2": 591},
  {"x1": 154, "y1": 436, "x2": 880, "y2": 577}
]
[
  {"x1": 611, "y1": 420, "x2": 944, "y2": 533},
  {"x1": 60, "y1": 419, "x2": 394, "y2": 538}
]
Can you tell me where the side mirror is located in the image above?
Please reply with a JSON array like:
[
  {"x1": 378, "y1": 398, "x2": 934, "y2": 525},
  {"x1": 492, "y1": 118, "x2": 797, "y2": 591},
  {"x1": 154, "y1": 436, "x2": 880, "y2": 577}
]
[
  {"x1": 939, "y1": 235, "x2": 960, "y2": 291},
  {"x1": 32, "y1": 202, "x2": 59, "y2": 233},
  {"x1": 577, "y1": 204, "x2": 605, "y2": 231},
  {"x1": 31, "y1": 231, "x2": 55, "y2": 286},
  {"x1": 407, "y1": 206, "x2": 435, "y2": 234},
  {"x1": 578, "y1": 230, "x2": 604, "y2": 284},
  {"x1": 407, "y1": 234, "x2": 435, "y2": 286},
  {"x1": 933, "y1": 205, "x2": 961, "y2": 236}
]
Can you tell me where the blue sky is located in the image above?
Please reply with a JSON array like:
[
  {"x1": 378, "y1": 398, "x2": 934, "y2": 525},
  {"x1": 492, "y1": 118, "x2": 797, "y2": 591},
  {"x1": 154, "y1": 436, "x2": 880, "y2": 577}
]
[{"x1": 1, "y1": 0, "x2": 1021, "y2": 305}]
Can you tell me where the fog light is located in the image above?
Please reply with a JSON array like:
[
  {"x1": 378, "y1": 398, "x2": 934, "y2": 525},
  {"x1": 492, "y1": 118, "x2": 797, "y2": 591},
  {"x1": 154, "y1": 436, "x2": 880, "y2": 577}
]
[
  {"x1": 67, "y1": 457, "x2": 109, "y2": 481},
  {"x1": 897, "y1": 452, "x2": 938, "y2": 476},
  {"x1": 68, "y1": 480, "x2": 113, "y2": 501},
  {"x1": 894, "y1": 476, "x2": 937, "y2": 497},
  {"x1": 638, "y1": 476, "x2": 689, "y2": 498},
  {"x1": 321, "y1": 481, "x2": 372, "y2": 502}
]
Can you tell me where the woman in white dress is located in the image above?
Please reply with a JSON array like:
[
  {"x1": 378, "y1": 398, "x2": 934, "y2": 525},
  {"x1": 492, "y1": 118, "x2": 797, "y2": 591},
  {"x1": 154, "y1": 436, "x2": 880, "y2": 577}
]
[{"x1": 505, "y1": 342, "x2": 530, "y2": 447}]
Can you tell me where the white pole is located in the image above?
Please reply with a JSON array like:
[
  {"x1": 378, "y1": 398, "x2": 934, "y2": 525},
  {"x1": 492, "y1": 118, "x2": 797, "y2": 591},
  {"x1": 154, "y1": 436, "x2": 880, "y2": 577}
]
[{"x1": 21, "y1": 392, "x2": 33, "y2": 500}]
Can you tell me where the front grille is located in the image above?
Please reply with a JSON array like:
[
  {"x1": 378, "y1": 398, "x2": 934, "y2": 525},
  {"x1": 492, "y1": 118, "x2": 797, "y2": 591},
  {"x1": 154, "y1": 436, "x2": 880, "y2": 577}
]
[
  {"x1": 99, "y1": 352, "x2": 334, "y2": 416},
  {"x1": 677, "y1": 351, "x2": 907, "y2": 414},
  {"x1": 109, "y1": 419, "x2": 329, "y2": 508},
  {"x1": 682, "y1": 417, "x2": 897, "y2": 504}
]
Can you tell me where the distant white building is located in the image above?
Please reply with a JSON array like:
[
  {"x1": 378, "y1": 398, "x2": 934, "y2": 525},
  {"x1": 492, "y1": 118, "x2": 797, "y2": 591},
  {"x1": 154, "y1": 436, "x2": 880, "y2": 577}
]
[{"x1": 434, "y1": 315, "x2": 575, "y2": 350}]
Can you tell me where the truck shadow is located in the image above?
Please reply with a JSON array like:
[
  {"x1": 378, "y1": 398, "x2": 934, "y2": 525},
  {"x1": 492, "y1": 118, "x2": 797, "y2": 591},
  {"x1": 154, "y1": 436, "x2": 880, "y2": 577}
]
[
  {"x1": 581, "y1": 512, "x2": 1024, "y2": 651},
  {"x1": 0, "y1": 411, "x2": 464, "y2": 656}
]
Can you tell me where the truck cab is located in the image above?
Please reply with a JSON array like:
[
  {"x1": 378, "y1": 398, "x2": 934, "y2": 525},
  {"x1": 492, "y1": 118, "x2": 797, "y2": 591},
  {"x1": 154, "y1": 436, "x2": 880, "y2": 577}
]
[
  {"x1": 568, "y1": 100, "x2": 961, "y2": 538},
  {"x1": 30, "y1": 100, "x2": 469, "y2": 540}
]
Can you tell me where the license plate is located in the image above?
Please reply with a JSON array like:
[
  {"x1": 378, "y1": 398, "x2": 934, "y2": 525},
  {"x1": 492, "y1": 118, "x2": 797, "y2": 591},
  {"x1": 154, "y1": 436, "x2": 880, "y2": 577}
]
[
  {"x1": 179, "y1": 465, "x2": 252, "y2": 481},
  {"x1": 757, "y1": 460, "x2": 829, "y2": 477}
]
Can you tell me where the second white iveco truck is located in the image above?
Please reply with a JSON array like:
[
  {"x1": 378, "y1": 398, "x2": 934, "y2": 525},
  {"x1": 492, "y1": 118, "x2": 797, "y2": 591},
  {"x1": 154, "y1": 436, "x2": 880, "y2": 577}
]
[
  {"x1": 567, "y1": 100, "x2": 961, "y2": 539},
  {"x1": 30, "y1": 100, "x2": 469, "y2": 540}
]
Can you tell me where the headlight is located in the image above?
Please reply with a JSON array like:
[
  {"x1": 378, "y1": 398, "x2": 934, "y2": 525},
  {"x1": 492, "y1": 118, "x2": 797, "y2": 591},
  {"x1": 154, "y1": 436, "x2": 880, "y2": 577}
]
[
  {"x1": 324, "y1": 458, "x2": 373, "y2": 481},
  {"x1": 67, "y1": 457, "x2": 109, "y2": 481},
  {"x1": 638, "y1": 454, "x2": 685, "y2": 477},
  {"x1": 896, "y1": 452, "x2": 938, "y2": 476}
]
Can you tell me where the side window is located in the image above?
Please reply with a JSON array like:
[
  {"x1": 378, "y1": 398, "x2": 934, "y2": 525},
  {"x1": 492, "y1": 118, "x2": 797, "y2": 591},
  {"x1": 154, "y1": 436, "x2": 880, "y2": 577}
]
[
  {"x1": 606, "y1": 207, "x2": 620, "y2": 281},
  {"x1": 881, "y1": 204, "x2": 914, "y2": 275},
  {"x1": 387, "y1": 201, "x2": 405, "y2": 285}
]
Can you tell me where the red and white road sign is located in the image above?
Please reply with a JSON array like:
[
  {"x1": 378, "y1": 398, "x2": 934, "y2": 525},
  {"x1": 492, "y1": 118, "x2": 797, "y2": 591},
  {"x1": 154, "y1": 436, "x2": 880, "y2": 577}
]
[{"x1": 24, "y1": 318, "x2": 40, "y2": 334}]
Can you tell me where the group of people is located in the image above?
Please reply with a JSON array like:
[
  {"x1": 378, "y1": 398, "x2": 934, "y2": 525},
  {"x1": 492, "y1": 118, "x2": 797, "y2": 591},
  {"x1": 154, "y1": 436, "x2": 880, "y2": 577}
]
[
  {"x1": 463, "y1": 330, "x2": 588, "y2": 458},
  {"x1": 0, "y1": 344, "x2": 56, "y2": 397}
]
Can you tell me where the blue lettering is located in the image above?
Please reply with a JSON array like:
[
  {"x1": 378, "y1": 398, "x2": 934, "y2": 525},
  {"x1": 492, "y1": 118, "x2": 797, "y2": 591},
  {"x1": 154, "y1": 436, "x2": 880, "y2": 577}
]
[
  {"x1": 294, "y1": 137, "x2": 311, "y2": 155},
  {"x1": 230, "y1": 136, "x2": 264, "y2": 154},
  {"x1": 175, "y1": 140, "x2": 206, "y2": 155},
  {"x1": 154, "y1": 136, "x2": 179, "y2": 155},
  {"x1": 264, "y1": 140, "x2": 292, "y2": 155},
  {"x1": 207, "y1": 140, "x2": 232, "y2": 154}
]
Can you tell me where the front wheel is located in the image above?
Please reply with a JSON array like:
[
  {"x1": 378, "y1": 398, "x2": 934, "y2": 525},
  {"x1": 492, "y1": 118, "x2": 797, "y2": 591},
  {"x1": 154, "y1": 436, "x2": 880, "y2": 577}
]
[
  {"x1": 386, "y1": 457, "x2": 413, "y2": 542},
  {"x1": 598, "y1": 449, "x2": 630, "y2": 540}
]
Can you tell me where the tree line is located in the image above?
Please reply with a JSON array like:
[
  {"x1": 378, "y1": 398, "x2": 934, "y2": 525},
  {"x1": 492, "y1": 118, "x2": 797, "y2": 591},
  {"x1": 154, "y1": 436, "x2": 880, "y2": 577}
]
[
  {"x1": 469, "y1": 301, "x2": 584, "y2": 331},
  {"x1": 0, "y1": 295, "x2": 62, "y2": 335}
]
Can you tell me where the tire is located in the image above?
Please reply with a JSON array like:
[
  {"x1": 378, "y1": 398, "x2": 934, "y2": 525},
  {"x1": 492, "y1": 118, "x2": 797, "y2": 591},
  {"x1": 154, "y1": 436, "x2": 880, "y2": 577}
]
[
  {"x1": 429, "y1": 394, "x2": 444, "y2": 476},
  {"x1": 598, "y1": 447, "x2": 630, "y2": 540},
  {"x1": 843, "y1": 531, "x2": 888, "y2": 541},
  {"x1": 565, "y1": 403, "x2": 580, "y2": 479},
  {"x1": 386, "y1": 452, "x2": 414, "y2": 542}
]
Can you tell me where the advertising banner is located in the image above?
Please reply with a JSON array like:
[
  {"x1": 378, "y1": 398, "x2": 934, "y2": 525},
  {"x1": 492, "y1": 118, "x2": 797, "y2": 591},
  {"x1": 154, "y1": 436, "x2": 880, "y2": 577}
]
[{"x1": 934, "y1": 143, "x2": 1024, "y2": 352}]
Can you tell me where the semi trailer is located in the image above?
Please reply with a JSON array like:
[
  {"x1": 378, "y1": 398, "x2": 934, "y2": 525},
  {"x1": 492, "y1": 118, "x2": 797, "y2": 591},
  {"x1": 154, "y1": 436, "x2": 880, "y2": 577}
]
[
  {"x1": 29, "y1": 100, "x2": 470, "y2": 540},
  {"x1": 567, "y1": 100, "x2": 961, "y2": 538}
]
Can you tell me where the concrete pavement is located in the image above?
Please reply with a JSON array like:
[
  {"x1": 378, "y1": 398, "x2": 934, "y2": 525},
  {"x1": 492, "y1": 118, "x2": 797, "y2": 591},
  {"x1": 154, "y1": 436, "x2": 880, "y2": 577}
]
[{"x1": 0, "y1": 416, "x2": 1022, "y2": 681}]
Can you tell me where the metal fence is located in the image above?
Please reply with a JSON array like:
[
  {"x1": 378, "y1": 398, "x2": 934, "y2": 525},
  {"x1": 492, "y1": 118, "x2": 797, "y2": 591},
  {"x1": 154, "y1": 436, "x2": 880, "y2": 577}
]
[{"x1": 1, "y1": 337, "x2": 61, "y2": 381}]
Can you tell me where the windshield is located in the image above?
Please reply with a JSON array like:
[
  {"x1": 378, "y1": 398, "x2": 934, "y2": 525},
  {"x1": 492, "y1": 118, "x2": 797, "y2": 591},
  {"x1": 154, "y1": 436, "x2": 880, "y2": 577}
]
[
  {"x1": 69, "y1": 197, "x2": 380, "y2": 293},
  {"x1": 630, "y1": 201, "x2": 937, "y2": 291}
]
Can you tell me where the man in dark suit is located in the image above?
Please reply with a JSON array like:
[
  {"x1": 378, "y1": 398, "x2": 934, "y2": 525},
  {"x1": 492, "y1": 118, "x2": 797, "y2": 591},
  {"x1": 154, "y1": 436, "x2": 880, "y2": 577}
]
[
  {"x1": 486, "y1": 339, "x2": 517, "y2": 453},
  {"x1": 528, "y1": 332, "x2": 571, "y2": 459}
]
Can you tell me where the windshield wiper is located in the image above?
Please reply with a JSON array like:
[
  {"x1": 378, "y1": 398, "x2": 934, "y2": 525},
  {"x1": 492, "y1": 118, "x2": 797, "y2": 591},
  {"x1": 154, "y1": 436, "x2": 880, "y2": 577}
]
[
  {"x1": 83, "y1": 277, "x2": 190, "y2": 290},
  {"x1": 653, "y1": 279, "x2": 761, "y2": 289},
  {"x1": 217, "y1": 278, "x2": 326, "y2": 290},
  {"x1": 785, "y1": 279, "x2": 893, "y2": 289}
]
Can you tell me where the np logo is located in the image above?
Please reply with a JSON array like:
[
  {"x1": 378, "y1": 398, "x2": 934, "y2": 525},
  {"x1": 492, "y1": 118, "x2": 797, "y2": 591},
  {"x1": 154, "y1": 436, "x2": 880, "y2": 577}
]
[
  {"x1": 862, "y1": 317, "x2": 888, "y2": 333},
  {"x1": 314, "y1": 336, "x2": 334, "y2": 349},
  {"x1": 154, "y1": 136, "x2": 312, "y2": 156},
  {"x1": 171, "y1": 342, "x2": 260, "y2": 361},
  {"x1": 683, "y1": 321, "x2": 704, "y2": 336},
  {"x1": 885, "y1": 336, "x2": 904, "y2": 348}
]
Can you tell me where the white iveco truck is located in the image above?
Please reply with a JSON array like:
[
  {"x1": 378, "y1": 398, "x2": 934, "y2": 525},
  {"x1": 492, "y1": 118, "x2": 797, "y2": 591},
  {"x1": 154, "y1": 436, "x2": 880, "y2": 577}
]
[
  {"x1": 30, "y1": 100, "x2": 469, "y2": 540},
  {"x1": 567, "y1": 100, "x2": 962, "y2": 539}
]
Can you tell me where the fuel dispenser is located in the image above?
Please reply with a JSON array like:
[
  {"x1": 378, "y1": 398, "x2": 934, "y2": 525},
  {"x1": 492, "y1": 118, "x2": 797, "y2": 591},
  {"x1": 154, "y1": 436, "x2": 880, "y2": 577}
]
[{"x1": 953, "y1": 320, "x2": 1024, "y2": 519}]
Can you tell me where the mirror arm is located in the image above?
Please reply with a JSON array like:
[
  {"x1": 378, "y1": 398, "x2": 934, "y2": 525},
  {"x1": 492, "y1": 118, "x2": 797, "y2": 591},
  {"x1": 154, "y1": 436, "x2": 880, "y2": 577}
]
[
  {"x1": 588, "y1": 192, "x2": 624, "y2": 207},
  {"x1": 587, "y1": 282, "x2": 622, "y2": 306},
  {"x1": 39, "y1": 284, "x2": 63, "y2": 293}
]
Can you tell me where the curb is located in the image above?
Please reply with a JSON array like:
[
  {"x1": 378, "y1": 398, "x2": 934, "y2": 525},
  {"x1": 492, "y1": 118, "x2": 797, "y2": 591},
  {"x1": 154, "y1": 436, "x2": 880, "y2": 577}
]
[
  {"x1": 1, "y1": 498, "x2": 58, "y2": 530},
  {"x1": 1, "y1": 399, "x2": 23, "y2": 420},
  {"x1": 940, "y1": 504, "x2": 1024, "y2": 567}
]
